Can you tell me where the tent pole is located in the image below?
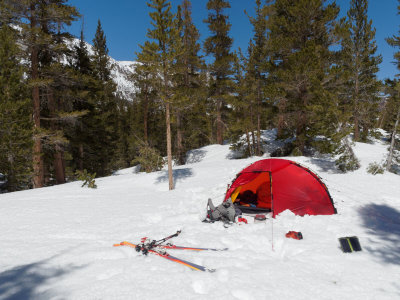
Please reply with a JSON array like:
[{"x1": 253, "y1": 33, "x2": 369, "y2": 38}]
[
  {"x1": 271, "y1": 217, "x2": 274, "y2": 251},
  {"x1": 270, "y1": 171, "x2": 274, "y2": 251}
]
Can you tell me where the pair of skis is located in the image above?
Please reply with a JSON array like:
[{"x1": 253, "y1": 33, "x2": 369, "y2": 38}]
[{"x1": 113, "y1": 230, "x2": 227, "y2": 272}]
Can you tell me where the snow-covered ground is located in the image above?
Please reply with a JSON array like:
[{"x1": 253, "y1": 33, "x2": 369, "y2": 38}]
[{"x1": 1, "y1": 135, "x2": 400, "y2": 299}]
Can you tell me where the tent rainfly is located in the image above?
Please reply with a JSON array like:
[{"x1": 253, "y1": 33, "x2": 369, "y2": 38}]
[{"x1": 224, "y1": 159, "x2": 337, "y2": 218}]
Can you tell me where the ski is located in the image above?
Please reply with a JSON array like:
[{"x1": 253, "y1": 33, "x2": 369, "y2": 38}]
[
  {"x1": 159, "y1": 244, "x2": 228, "y2": 251},
  {"x1": 114, "y1": 241, "x2": 215, "y2": 272}
]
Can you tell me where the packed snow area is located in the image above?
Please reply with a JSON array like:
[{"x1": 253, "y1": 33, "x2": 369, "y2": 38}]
[{"x1": 1, "y1": 133, "x2": 400, "y2": 300}]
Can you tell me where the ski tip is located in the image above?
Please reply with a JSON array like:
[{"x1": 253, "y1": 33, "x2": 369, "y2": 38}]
[
  {"x1": 113, "y1": 243, "x2": 122, "y2": 247},
  {"x1": 210, "y1": 248, "x2": 228, "y2": 251},
  {"x1": 207, "y1": 268, "x2": 216, "y2": 273}
]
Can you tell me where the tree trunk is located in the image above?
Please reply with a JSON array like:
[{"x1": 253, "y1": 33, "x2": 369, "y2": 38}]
[
  {"x1": 354, "y1": 58, "x2": 360, "y2": 141},
  {"x1": 251, "y1": 130, "x2": 256, "y2": 153},
  {"x1": 296, "y1": 89, "x2": 308, "y2": 154},
  {"x1": 143, "y1": 89, "x2": 149, "y2": 144},
  {"x1": 79, "y1": 143, "x2": 84, "y2": 171},
  {"x1": 31, "y1": 6, "x2": 44, "y2": 188},
  {"x1": 377, "y1": 108, "x2": 386, "y2": 129},
  {"x1": 277, "y1": 98, "x2": 286, "y2": 139},
  {"x1": 166, "y1": 102, "x2": 174, "y2": 190},
  {"x1": 296, "y1": 110, "x2": 306, "y2": 154},
  {"x1": 176, "y1": 111, "x2": 185, "y2": 165},
  {"x1": 48, "y1": 88, "x2": 65, "y2": 184},
  {"x1": 386, "y1": 107, "x2": 400, "y2": 171},
  {"x1": 54, "y1": 147, "x2": 65, "y2": 184},
  {"x1": 245, "y1": 130, "x2": 252, "y2": 157},
  {"x1": 256, "y1": 80, "x2": 261, "y2": 156},
  {"x1": 354, "y1": 107, "x2": 360, "y2": 141},
  {"x1": 216, "y1": 99, "x2": 223, "y2": 144},
  {"x1": 7, "y1": 153, "x2": 15, "y2": 192},
  {"x1": 277, "y1": 113, "x2": 284, "y2": 139}
]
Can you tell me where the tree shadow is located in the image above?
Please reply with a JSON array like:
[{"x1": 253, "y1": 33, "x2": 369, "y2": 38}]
[
  {"x1": 358, "y1": 204, "x2": 400, "y2": 265},
  {"x1": 308, "y1": 157, "x2": 340, "y2": 174},
  {"x1": 225, "y1": 150, "x2": 244, "y2": 160},
  {"x1": 390, "y1": 164, "x2": 400, "y2": 175},
  {"x1": 155, "y1": 168, "x2": 194, "y2": 187},
  {"x1": 0, "y1": 252, "x2": 85, "y2": 300},
  {"x1": 185, "y1": 149, "x2": 206, "y2": 164}
]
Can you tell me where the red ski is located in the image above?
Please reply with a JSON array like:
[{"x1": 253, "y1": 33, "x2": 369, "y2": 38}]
[
  {"x1": 159, "y1": 244, "x2": 228, "y2": 251},
  {"x1": 114, "y1": 241, "x2": 216, "y2": 272}
]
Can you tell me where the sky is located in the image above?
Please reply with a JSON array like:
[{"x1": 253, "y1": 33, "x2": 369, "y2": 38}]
[{"x1": 66, "y1": 0, "x2": 400, "y2": 80}]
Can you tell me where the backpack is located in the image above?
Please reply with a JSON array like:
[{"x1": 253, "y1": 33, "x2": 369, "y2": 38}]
[{"x1": 204, "y1": 198, "x2": 241, "y2": 223}]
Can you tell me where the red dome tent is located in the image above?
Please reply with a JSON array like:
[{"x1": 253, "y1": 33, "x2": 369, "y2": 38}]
[{"x1": 224, "y1": 159, "x2": 336, "y2": 217}]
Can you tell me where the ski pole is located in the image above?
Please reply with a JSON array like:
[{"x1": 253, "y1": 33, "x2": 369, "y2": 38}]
[
  {"x1": 154, "y1": 230, "x2": 182, "y2": 246},
  {"x1": 136, "y1": 230, "x2": 182, "y2": 254}
]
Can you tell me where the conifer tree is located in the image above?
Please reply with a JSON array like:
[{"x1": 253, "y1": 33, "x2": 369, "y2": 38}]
[
  {"x1": 93, "y1": 20, "x2": 111, "y2": 82},
  {"x1": 146, "y1": 0, "x2": 179, "y2": 190},
  {"x1": 230, "y1": 49, "x2": 255, "y2": 157},
  {"x1": 69, "y1": 26, "x2": 93, "y2": 172},
  {"x1": 245, "y1": 0, "x2": 269, "y2": 155},
  {"x1": 385, "y1": 4, "x2": 400, "y2": 171},
  {"x1": 204, "y1": 0, "x2": 234, "y2": 145},
  {"x1": 342, "y1": 0, "x2": 382, "y2": 142},
  {"x1": 16, "y1": 0, "x2": 79, "y2": 187},
  {"x1": 267, "y1": 0, "x2": 341, "y2": 155},
  {"x1": 173, "y1": 0, "x2": 205, "y2": 164},
  {"x1": 89, "y1": 19, "x2": 119, "y2": 176},
  {"x1": 39, "y1": 5, "x2": 82, "y2": 184},
  {"x1": 75, "y1": 25, "x2": 92, "y2": 76},
  {"x1": 133, "y1": 41, "x2": 160, "y2": 146},
  {"x1": 0, "y1": 10, "x2": 32, "y2": 191},
  {"x1": 382, "y1": 80, "x2": 400, "y2": 172}
]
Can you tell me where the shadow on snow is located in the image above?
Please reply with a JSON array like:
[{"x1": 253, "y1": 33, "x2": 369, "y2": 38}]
[
  {"x1": 185, "y1": 149, "x2": 207, "y2": 164},
  {"x1": 358, "y1": 204, "x2": 400, "y2": 266},
  {"x1": 155, "y1": 168, "x2": 194, "y2": 187},
  {"x1": 308, "y1": 157, "x2": 340, "y2": 174},
  {"x1": 0, "y1": 252, "x2": 85, "y2": 300}
]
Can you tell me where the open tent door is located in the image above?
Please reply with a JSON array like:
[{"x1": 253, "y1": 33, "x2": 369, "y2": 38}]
[{"x1": 229, "y1": 172, "x2": 273, "y2": 213}]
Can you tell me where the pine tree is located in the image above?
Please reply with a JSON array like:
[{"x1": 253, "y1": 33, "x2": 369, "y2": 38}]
[
  {"x1": 89, "y1": 19, "x2": 119, "y2": 176},
  {"x1": 41, "y1": 6, "x2": 82, "y2": 184},
  {"x1": 382, "y1": 80, "x2": 400, "y2": 172},
  {"x1": 204, "y1": 0, "x2": 234, "y2": 145},
  {"x1": 133, "y1": 41, "x2": 160, "y2": 146},
  {"x1": 173, "y1": 0, "x2": 205, "y2": 164},
  {"x1": 75, "y1": 25, "x2": 92, "y2": 76},
  {"x1": 67, "y1": 25, "x2": 95, "y2": 173},
  {"x1": 230, "y1": 49, "x2": 255, "y2": 157},
  {"x1": 92, "y1": 20, "x2": 111, "y2": 82},
  {"x1": 267, "y1": 0, "x2": 341, "y2": 155},
  {"x1": 385, "y1": 1, "x2": 400, "y2": 172},
  {"x1": 16, "y1": 0, "x2": 79, "y2": 187},
  {"x1": 342, "y1": 0, "x2": 382, "y2": 142},
  {"x1": 146, "y1": 0, "x2": 180, "y2": 190},
  {"x1": 245, "y1": 0, "x2": 269, "y2": 155},
  {"x1": 0, "y1": 11, "x2": 32, "y2": 191}
]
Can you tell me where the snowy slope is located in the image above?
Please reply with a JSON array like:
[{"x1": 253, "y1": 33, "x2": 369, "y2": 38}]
[{"x1": 1, "y1": 135, "x2": 400, "y2": 299}]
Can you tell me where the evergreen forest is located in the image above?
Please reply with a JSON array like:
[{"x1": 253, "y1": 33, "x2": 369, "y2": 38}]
[{"x1": 0, "y1": 0, "x2": 399, "y2": 192}]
